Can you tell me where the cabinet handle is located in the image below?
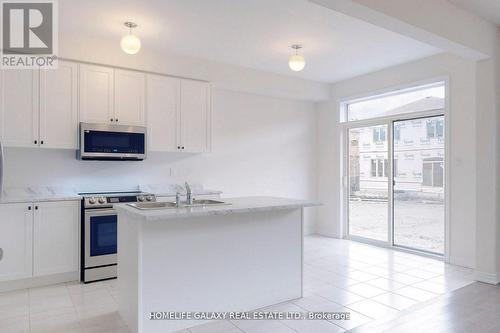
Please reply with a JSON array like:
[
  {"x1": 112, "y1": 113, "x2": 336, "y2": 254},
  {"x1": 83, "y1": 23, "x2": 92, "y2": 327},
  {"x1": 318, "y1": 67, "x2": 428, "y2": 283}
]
[
  {"x1": 35, "y1": 206, "x2": 38, "y2": 210},
  {"x1": 182, "y1": 146, "x2": 185, "y2": 150},
  {"x1": 40, "y1": 140, "x2": 44, "y2": 145},
  {"x1": 34, "y1": 140, "x2": 37, "y2": 145},
  {"x1": 110, "y1": 118, "x2": 114, "y2": 122},
  {"x1": 115, "y1": 118, "x2": 118, "y2": 122},
  {"x1": 177, "y1": 146, "x2": 181, "y2": 149},
  {"x1": 0, "y1": 248, "x2": 3, "y2": 261},
  {"x1": 28, "y1": 206, "x2": 31, "y2": 210}
]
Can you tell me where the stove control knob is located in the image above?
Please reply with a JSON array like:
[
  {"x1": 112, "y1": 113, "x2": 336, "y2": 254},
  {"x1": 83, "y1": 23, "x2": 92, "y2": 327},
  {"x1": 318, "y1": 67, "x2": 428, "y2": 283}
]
[
  {"x1": 146, "y1": 196, "x2": 153, "y2": 201},
  {"x1": 138, "y1": 196, "x2": 145, "y2": 202},
  {"x1": 88, "y1": 197, "x2": 96, "y2": 204},
  {"x1": 98, "y1": 197, "x2": 106, "y2": 204}
]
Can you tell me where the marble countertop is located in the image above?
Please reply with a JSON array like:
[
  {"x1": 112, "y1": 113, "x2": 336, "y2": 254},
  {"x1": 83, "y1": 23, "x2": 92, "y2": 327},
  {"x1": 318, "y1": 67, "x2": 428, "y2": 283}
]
[
  {"x1": 0, "y1": 185, "x2": 222, "y2": 204},
  {"x1": 0, "y1": 187, "x2": 81, "y2": 204},
  {"x1": 115, "y1": 196, "x2": 320, "y2": 222}
]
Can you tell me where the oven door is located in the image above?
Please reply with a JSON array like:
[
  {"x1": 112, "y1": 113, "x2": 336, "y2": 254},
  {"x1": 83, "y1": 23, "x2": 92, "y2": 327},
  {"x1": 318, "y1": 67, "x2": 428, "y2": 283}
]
[{"x1": 85, "y1": 208, "x2": 118, "y2": 268}]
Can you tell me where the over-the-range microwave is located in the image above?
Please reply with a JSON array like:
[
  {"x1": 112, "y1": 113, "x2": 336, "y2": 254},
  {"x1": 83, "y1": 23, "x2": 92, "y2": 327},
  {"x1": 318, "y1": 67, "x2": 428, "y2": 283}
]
[{"x1": 77, "y1": 123, "x2": 147, "y2": 161}]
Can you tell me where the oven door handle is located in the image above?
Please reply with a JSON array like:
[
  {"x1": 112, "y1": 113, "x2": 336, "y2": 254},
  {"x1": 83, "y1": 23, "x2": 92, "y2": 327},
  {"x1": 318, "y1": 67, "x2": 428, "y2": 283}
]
[{"x1": 85, "y1": 208, "x2": 117, "y2": 217}]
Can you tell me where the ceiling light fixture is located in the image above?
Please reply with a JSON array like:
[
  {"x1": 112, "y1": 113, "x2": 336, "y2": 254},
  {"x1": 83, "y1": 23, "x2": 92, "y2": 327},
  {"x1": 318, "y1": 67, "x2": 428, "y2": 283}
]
[
  {"x1": 120, "y1": 22, "x2": 141, "y2": 55},
  {"x1": 288, "y1": 44, "x2": 305, "y2": 72}
]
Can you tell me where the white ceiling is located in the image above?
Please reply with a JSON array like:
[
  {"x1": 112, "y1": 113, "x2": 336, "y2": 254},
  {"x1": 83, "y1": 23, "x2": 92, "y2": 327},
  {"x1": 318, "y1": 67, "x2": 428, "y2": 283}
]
[
  {"x1": 449, "y1": 0, "x2": 500, "y2": 26},
  {"x1": 60, "y1": 0, "x2": 442, "y2": 83}
]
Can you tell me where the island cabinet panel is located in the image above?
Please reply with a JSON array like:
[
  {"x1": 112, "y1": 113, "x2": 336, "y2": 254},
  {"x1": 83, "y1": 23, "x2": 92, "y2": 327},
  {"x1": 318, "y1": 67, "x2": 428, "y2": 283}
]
[
  {"x1": 0, "y1": 203, "x2": 33, "y2": 282},
  {"x1": 147, "y1": 74, "x2": 180, "y2": 152},
  {"x1": 117, "y1": 206, "x2": 303, "y2": 333},
  {"x1": 33, "y1": 201, "x2": 80, "y2": 277}
]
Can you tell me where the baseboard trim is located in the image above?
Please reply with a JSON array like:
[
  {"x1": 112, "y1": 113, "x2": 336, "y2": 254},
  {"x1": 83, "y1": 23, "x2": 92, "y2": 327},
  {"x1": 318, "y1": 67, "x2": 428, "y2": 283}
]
[
  {"x1": 0, "y1": 271, "x2": 79, "y2": 292},
  {"x1": 473, "y1": 270, "x2": 500, "y2": 285}
]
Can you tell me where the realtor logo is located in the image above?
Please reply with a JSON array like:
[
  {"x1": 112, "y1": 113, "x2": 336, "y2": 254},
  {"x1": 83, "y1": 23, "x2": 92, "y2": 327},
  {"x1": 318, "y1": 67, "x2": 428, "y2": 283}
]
[{"x1": 1, "y1": 0, "x2": 58, "y2": 68}]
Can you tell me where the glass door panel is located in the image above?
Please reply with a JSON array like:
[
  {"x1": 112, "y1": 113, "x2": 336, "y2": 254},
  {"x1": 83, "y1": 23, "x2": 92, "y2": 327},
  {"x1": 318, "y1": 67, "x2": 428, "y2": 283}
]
[
  {"x1": 348, "y1": 125, "x2": 389, "y2": 242},
  {"x1": 393, "y1": 116, "x2": 444, "y2": 254}
]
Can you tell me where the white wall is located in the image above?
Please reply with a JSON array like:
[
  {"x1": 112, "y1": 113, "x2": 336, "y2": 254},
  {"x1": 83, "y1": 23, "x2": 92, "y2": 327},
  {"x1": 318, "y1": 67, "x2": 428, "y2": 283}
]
[
  {"x1": 3, "y1": 89, "x2": 319, "y2": 234},
  {"x1": 317, "y1": 53, "x2": 477, "y2": 268}
]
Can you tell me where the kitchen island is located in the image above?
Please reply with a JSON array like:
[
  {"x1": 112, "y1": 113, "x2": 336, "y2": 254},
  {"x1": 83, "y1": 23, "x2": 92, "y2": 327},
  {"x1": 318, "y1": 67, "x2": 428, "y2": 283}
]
[{"x1": 115, "y1": 196, "x2": 318, "y2": 333}]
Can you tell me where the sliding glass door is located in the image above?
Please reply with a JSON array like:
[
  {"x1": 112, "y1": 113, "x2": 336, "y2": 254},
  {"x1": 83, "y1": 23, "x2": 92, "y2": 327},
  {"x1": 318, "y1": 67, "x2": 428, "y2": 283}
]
[
  {"x1": 346, "y1": 116, "x2": 445, "y2": 254},
  {"x1": 393, "y1": 116, "x2": 445, "y2": 254},
  {"x1": 348, "y1": 124, "x2": 389, "y2": 243}
]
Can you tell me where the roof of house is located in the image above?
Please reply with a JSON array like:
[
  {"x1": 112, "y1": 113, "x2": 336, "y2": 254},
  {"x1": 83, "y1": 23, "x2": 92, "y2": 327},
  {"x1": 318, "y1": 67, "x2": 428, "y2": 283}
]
[{"x1": 385, "y1": 96, "x2": 444, "y2": 116}]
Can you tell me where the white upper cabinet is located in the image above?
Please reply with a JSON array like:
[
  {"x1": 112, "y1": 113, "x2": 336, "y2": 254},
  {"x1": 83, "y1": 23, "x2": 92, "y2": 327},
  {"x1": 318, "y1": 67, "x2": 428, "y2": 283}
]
[
  {"x1": 147, "y1": 75, "x2": 180, "y2": 152},
  {"x1": 0, "y1": 69, "x2": 39, "y2": 147},
  {"x1": 114, "y1": 69, "x2": 146, "y2": 126},
  {"x1": 0, "y1": 203, "x2": 33, "y2": 282},
  {"x1": 79, "y1": 64, "x2": 114, "y2": 124},
  {"x1": 33, "y1": 201, "x2": 79, "y2": 277},
  {"x1": 180, "y1": 79, "x2": 211, "y2": 153},
  {"x1": 39, "y1": 61, "x2": 79, "y2": 149}
]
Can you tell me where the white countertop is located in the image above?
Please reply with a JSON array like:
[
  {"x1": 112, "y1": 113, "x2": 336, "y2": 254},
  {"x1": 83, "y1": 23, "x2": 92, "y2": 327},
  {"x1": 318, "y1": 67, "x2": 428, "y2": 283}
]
[
  {"x1": 115, "y1": 196, "x2": 320, "y2": 222},
  {"x1": 0, "y1": 185, "x2": 222, "y2": 204},
  {"x1": 0, "y1": 187, "x2": 81, "y2": 204}
]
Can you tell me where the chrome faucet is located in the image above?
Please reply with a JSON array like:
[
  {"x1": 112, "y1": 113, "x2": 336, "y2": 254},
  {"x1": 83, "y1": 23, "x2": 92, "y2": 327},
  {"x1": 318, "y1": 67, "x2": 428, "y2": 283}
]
[{"x1": 185, "y1": 182, "x2": 193, "y2": 205}]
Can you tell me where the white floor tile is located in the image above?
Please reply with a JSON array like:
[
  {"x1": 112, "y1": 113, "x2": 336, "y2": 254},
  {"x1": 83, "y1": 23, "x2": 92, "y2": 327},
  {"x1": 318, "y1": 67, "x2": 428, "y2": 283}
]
[
  {"x1": 232, "y1": 319, "x2": 296, "y2": 333},
  {"x1": 371, "y1": 292, "x2": 419, "y2": 310},
  {"x1": 282, "y1": 318, "x2": 345, "y2": 333},
  {"x1": 341, "y1": 270, "x2": 379, "y2": 283},
  {"x1": 0, "y1": 314, "x2": 30, "y2": 333},
  {"x1": 314, "y1": 286, "x2": 366, "y2": 306},
  {"x1": 403, "y1": 268, "x2": 441, "y2": 280},
  {"x1": 0, "y1": 236, "x2": 476, "y2": 333},
  {"x1": 365, "y1": 277, "x2": 406, "y2": 291},
  {"x1": 328, "y1": 307, "x2": 372, "y2": 331},
  {"x1": 188, "y1": 320, "x2": 240, "y2": 333},
  {"x1": 292, "y1": 295, "x2": 343, "y2": 312},
  {"x1": 345, "y1": 283, "x2": 386, "y2": 298},
  {"x1": 387, "y1": 273, "x2": 425, "y2": 284},
  {"x1": 394, "y1": 286, "x2": 439, "y2": 302},
  {"x1": 346, "y1": 299, "x2": 400, "y2": 319},
  {"x1": 412, "y1": 280, "x2": 448, "y2": 294}
]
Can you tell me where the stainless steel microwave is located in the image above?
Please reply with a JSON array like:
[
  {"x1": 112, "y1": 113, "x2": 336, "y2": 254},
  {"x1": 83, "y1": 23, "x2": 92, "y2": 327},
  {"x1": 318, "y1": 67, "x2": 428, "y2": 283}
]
[{"x1": 78, "y1": 123, "x2": 147, "y2": 161}]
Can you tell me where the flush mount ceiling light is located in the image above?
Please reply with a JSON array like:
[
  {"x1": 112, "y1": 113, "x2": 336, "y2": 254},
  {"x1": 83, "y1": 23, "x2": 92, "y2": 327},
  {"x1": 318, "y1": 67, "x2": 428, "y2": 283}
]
[
  {"x1": 288, "y1": 44, "x2": 305, "y2": 72},
  {"x1": 120, "y1": 21, "x2": 141, "y2": 55}
]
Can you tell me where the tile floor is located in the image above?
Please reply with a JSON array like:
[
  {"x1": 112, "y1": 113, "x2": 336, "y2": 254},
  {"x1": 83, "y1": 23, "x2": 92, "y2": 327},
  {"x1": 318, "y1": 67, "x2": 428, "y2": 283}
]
[{"x1": 0, "y1": 235, "x2": 474, "y2": 333}]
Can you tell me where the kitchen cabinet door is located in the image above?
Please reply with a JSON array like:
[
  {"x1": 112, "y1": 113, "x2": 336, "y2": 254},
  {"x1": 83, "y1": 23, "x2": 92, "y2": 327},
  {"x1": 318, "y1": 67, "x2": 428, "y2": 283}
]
[
  {"x1": 0, "y1": 203, "x2": 33, "y2": 282},
  {"x1": 33, "y1": 201, "x2": 79, "y2": 277},
  {"x1": 180, "y1": 80, "x2": 211, "y2": 153},
  {"x1": 39, "y1": 61, "x2": 78, "y2": 149},
  {"x1": 114, "y1": 69, "x2": 146, "y2": 126},
  {"x1": 147, "y1": 74, "x2": 180, "y2": 151},
  {"x1": 79, "y1": 64, "x2": 114, "y2": 124},
  {"x1": 0, "y1": 69, "x2": 39, "y2": 147}
]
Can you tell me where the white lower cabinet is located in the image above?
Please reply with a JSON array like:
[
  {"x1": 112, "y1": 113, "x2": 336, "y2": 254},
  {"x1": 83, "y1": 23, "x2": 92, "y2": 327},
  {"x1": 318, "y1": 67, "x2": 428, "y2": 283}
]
[
  {"x1": 0, "y1": 203, "x2": 33, "y2": 282},
  {"x1": 33, "y1": 201, "x2": 79, "y2": 277},
  {"x1": 0, "y1": 201, "x2": 79, "y2": 283}
]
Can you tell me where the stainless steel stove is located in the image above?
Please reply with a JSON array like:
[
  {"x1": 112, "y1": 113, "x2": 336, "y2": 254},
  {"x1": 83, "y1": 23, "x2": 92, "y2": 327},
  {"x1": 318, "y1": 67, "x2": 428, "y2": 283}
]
[{"x1": 80, "y1": 191, "x2": 156, "y2": 283}]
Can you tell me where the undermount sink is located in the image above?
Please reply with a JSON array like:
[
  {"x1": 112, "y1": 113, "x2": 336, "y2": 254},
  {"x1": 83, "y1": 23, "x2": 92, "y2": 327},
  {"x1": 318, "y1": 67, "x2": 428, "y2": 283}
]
[
  {"x1": 127, "y1": 202, "x2": 178, "y2": 210},
  {"x1": 127, "y1": 199, "x2": 230, "y2": 210}
]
